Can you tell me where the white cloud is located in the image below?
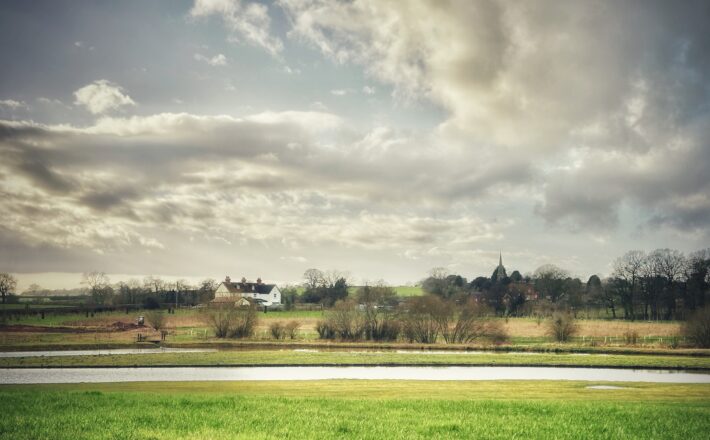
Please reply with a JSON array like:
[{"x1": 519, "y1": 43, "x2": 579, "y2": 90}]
[
  {"x1": 73, "y1": 80, "x2": 135, "y2": 115},
  {"x1": 362, "y1": 86, "x2": 375, "y2": 95},
  {"x1": 0, "y1": 99, "x2": 28, "y2": 109},
  {"x1": 281, "y1": 0, "x2": 710, "y2": 233},
  {"x1": 190, "y1": 0, "x2": 283, "y2": 57},
  {"x1": 194, "y1": 52, "x2": 228, "y2": 66},
  {"x1": 330, "y1": 89, "x2": 348, "y2": 96}
]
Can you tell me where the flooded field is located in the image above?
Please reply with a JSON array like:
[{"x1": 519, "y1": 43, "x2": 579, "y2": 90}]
[{"x1": 2, "y1": 366, "x2": 709, "y2": 384}]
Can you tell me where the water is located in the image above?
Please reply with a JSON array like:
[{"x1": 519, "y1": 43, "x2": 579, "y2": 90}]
[
  {"x1": 1, "y1": 366, "x2": 708, "y2": 384},
  {"x1": 0, "y1": 348, "x2": 217, "y2": 358}
]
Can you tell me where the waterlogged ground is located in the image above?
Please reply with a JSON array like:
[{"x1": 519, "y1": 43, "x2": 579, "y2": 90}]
[
  {"x1": 1, "y1": 381, "x2": 709, "y2": 439},
  {"x1": 2, "y1": 366, "x2": 710, "y2": 384}
]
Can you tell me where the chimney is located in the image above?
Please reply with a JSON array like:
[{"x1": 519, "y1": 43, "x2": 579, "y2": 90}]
[
  {"x1": 257, "y1": 277, "x2": 262, "y2": 284},
  {"x1": 225, "y1": 276, "x2": 231, "y2": 283}
]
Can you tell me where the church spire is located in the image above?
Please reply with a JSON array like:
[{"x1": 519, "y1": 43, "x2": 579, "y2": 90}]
[{"x1": 499, "y1": 251, "x2": 502, "y2": 267}]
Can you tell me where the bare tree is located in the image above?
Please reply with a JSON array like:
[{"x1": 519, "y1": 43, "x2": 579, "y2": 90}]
[
  {"x1": 81, "y1": 271, "x2": 110, "y2": 304},
  {"x1": 143, "y1": 275, "x2": 165, "y2": 294},
  {"x1": 303, "y1": 269, "x2": 324, "y2": 290},
  {"x1": 533, "y1": 264, "x2": 569, "y2": 303},
  {"x1": 442, "y1": 300, "x2": 507, "y2": 344},
  {"x1": 0, "y1": 273, "x2": 17, "y2": 304},
  {"x1": 612, "y1": 250, "x2": 645, "y2": 320}
]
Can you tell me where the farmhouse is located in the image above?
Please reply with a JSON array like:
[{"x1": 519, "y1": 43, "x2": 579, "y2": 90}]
[{"x1": 213, "y1": 276, "x2": 282, "y2": 307}]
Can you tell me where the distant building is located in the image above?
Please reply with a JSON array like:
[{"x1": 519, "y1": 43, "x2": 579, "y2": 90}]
[
  {"x1": 491, "y1": 252, "x2": 508, "y2": 283},
  {"x1": 213, "y1": 276, "x2": 281, "y2": 306}
]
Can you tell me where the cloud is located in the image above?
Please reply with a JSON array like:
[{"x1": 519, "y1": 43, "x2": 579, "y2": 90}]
[
  {"x1": 281, "y1": 0, "x2": 710, "y2": 234},
  {"x1": 194, "y1": 52, "x2": 228, "y2": 66},
  {"x1": 330, "y1": 89, "x2": 348, "y2": 96},
  {"x1": 190, "y1": 0, "x2": 283, "y2": 57},
  {"x1": 0, "y1": 99, "x2": 28, "y2": 109},
  {"x1": 73, "y1": 80, "x2": 135, "y2": 114},
  {"x1": 0, "y1": 110, "x2": 512, "y2": 271},
  {"x1": 362, "y1": 86, "x2": 375, "y2": 95}
]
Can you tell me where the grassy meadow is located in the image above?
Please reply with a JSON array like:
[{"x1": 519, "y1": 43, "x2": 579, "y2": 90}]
[{"x1": 1, "y1": 381, "x2": 708, "y2": 439}]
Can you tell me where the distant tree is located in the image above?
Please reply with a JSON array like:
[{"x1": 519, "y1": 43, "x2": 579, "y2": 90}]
[
  {"x1": 24, "y1": 283, "x2": 42, "y2": 296},
  {"x1": 686, "y1": 250, "x2": 710, "y2": 311},
  {"x1": 509, "y1": 271, "x2": 523, "y2": 283},
  {"x1": 0, "y1": 273, "x2": 17, "y2": 304},
  {"x1": 198, "y1": 278, "x2": 218, "y2": 303},
  {"x1": 533, "y1": 265, "x2": 569, "y2": 303},
  {"x1": 82, "y1": 271, "x2": 111, "y2": 305},
  {"x1": 143, "y1": 276, "x2": 166, "y2": 294},
  {"x1": 612, "y1": 250, "x2": 645, "y2": 320},
  {"x1": 303, "y1": 269, "x2": 324, "y2": 291}
]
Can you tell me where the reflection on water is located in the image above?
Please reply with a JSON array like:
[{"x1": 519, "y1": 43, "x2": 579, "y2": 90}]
[
  {"x1": 1, "y1": 366, "x2": 709, "y2": 384},
  {"x1": 0, "y1": 348, "x2": 217, "y2": 358}
]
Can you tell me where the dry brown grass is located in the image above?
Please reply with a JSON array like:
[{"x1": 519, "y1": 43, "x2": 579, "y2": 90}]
[{"x1": 503, "y1": 319, "x2": 680, "y2": 338}]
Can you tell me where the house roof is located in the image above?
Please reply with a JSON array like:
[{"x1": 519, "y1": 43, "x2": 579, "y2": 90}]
[{"x1": 220, "y1": 282, "x2": 277, "y2": 295}]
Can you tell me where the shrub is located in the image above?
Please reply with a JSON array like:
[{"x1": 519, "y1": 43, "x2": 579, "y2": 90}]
[
  {"x1": 400, "y1": 295, "x2": 449, "y2": 343},
  {"x1": 547, "y1": 312, "x2": 578, "y2": 342},
  {"x1": 442, "y1": 301, "x2": 507, "y2": 344},
  {"x1": 329, "y1": 300, "x2": 365, "y2": 340},
  {"x1": 203, "y1": 304, "x2": 258, "y2": 339},
  {"x1": 144, "y1": 310, "x2": 165, "y2": 331},
  {"x1": 285, "y1": 320, "x2": 300, "y2": 339},
  {"x1": 229, "y1": 305, "x2": 258, "y2": 338},
  {"x1": 682, "y1": 305, "x2": 710, "y2": 348},
  {"x1": 316, "y1": 319, "x2": 337, "y2": 339},
  {"x1": 269, "y1": 322, "x2": 285, "y2": 339},
  {"x1": 623, "y1": 328, "x2": 639, "y2": 345}
]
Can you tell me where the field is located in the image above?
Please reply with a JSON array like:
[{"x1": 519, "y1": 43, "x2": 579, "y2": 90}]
[{"x1": 1, "y1": 381, "x2": 708, "y2": 439}]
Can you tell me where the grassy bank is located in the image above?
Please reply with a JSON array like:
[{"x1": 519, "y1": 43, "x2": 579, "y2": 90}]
[
  {"x1": 3, "y1": 350, "x2": 710, "y2": 369},
  {"x1": 1, "y1": 381, "x2": 708, "y2": 439}
]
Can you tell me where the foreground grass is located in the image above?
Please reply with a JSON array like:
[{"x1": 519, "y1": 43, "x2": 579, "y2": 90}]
[
  {"x1": 1, "y1": 381, "x2": 708, "y2": 439},
  {"x1": 2, "y1": 350, "x2": 710, "y2": 369}
]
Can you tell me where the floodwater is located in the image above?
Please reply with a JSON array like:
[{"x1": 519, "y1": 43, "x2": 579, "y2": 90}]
[
  {"x1": 0, "y1": 348, "x2": 217, "y2": 358},
  {"x1": 1, "y1": 366, "x2": 709, "y2": 384}
]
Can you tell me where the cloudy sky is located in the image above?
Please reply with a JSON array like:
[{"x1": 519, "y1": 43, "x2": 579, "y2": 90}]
[{"x1": 1, "y1": 0, "x2": 709, "y2": 290}]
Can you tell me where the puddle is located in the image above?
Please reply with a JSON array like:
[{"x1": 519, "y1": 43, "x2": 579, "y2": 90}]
[{"x1": 1, "y1": 366, "x2": 708, "y2": 384}]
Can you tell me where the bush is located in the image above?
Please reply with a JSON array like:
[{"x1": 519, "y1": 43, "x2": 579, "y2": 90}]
[
  {"x1": 547, "y1": 312, "x2": 578, "y2": 342},
  {"x1": 682, "y1": 305, "x2": 710, "y2": 348},
  {"x1": 203, "y1": 304, "x2": 258, "y2": 339},
  {"x1": 623, "y1": 328, "x2": 639, "y2": 345},
  {"x1": 442, "y1": 301, "x2": 507, "y2": 344},
  {"x1": 329, "y1": 300, "x2": 365, "y2": 340},
  {"x1": 230, "y1": 306, "x2": 258, "y2": 338},
  {"x1": 285, "y1": 320, "x2": 300, "y2": 339},
  {"x1": 144, "y1": 310, "x2": 165, "y2": 331},
  {"x1": 269, "y1": 322, "x2": 285, "y2": 339},
  {"x1": 400, "y1": 295, "x2": 448, "y2": 343},
  {"x1": 316, "y1": 319, "x2": 337, "y2": 339}
]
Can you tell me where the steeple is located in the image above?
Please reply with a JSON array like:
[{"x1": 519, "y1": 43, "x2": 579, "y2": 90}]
[{"x1": 492, "y1": 251, "x2": 507, "y2": 282}]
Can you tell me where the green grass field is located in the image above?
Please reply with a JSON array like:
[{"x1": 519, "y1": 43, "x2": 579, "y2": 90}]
[
  {"x1": 1, "y1": 381, "x2": 708, "y2": 439},
  {"x1": 2, "y1": 350, "x2": 709, "y2": 369}
]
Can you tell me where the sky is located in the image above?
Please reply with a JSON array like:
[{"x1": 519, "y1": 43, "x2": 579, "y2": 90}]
[{"x1": 1, "y1": 0, "x2": 709, "y2": 291}]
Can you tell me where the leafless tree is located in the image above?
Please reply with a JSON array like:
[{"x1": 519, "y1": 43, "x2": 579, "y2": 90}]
[
  {"x1": 533, "y1": 264, "x2": 570, "y2": 303},
  {"x1": 82, "y1": 271, "x2": 110, "y2": 304},
  {"x1": 612, "y1": 250, "x2": 645, "y2": 320},
  {"x1": 0, "y1": 273, "x2": 17, "y2": 304}
]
